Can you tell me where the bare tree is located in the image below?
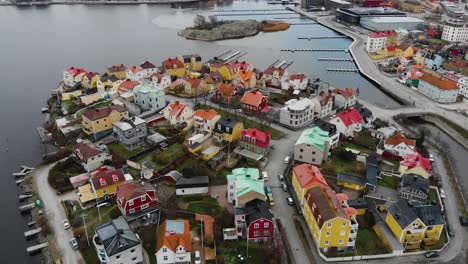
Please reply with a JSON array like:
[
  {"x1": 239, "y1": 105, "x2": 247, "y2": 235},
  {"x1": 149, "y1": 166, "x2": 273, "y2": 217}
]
[
  {"x1": 208, "y1": 15, "x2": 218, "y2": 25},
  {"x1": 193, "y1": 14, "x2": 206, "y2": 29}
]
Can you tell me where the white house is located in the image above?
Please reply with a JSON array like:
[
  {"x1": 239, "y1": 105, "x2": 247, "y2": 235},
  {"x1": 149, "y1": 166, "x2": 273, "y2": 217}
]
[
  {"x1": 262, "y1": 66, "x2": 289, "y2": 87},
  {"x1": 279, "y1": 98, "x2": 315, "y2": 129},
  {"x1": 63, "y1": 67, "x2": 86, "y2": 87},
  {"x1": 140, "y1": 61, "x2": 158, "y2": 77},
  {"x1": 156, "y1": 220, "x2": 192, "y2": 264},
  {"x1": 175, "y1": 176, "x2": 209, "y2": 196},
  {"x1": 281, "y1": 74, "x2": 308, "y2": 90},
  {"x1": 458, "y1": 77, "x2": 468, "y2": 99},
  {"x1": 163, "y1": 101, "x2": 194, "y2": 129},
  {"x1": 150, "y1": 73, "x2": 172, "y2": 90},
  {"x1": 73, "y1": 140, "x2": 112, "y2": 172},
  {"x1": 441, "y1": 19, "x2": 468, "y2": 43},
  {"x1": 93, "y1": 217, "x2": 143, "y2": 264},
  {"x1": 329, "y1": 108, "x2": 364, "y2": 138},
  {"x1": 133, "y1": 82, "x2": 166, "y2": 112},
  {"x1": 380, "y1": 132, "x2": 416, "y2": 157},
  {"x1": 193, "y1": 109, "x2": 221, "y2": 137},
  {"x1": 418, "y1": 73, "x2": 459, "y2": 103},
  {"x1": 365, "y1": 30, "x2": 397, "y2": 52},
  {"x1": 126, "y1": 66, "x2": 146, "y2": 82},
  {"x1": 314, "y1": 93, "x2": 335, "y2": 118},
  {"x1": 332, "y1": 88, "x2": 358, "y2": 110},
  {"x1": 294, "y1": 127, "x2": 331, "y2": 165}
]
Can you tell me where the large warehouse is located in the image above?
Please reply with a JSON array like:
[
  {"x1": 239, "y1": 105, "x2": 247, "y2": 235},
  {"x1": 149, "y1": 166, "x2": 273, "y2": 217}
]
[
  {"x1": 360, "y1": 16, "x2": 425, "y2": 31},
  {"x1": 335, "y1": 7, "x2": 406, "y2": 25}
]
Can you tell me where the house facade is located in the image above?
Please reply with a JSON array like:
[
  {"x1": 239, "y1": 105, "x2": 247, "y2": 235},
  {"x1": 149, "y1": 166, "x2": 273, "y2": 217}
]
[
  {"x1": 239, "y1": 128, "x2": 271, "y2": 156},
  {"x1": 126, "y1": 66, "x2": 146, "y2": 82},
  {"x1": 227, "y1": 168, "x2": 265, "y2": 207},
  {"x1": 279, "y1": 98, "x2": 315, "y2": 129},
  {"x1": 210, "y1": 63, "x2": 239, "y2": 81},
  {"x1": 116, "y1": 182, "x2": 158, "y2": 216},
  {"x1": 381, "y1": 132, "x2": 416, "y2": 158},
  {"x1": 399, "y1": 152, "x2": 432, "y2": 179},
  {"x1": 184, "y1": 78, "x2": 210, "y2": 96},
  {"x1": 63, "y1": 67, "x2": 86, "y2": 87},
  {"x1": 107, "y1": 64, "x2": 127, "y2": 79},
  {"x1": 133, "y1": 82, "x2": 166, "y2": 112},
  {"x1": 163, "y1": 101, "x2": 194, "y2": 129},
  {"x1": 417, "y1": 73, "x2": 459, "y2": 103},
  {"x1": 93, "y1": 216, "x2": 143, "y2": 264},
  {"x1": 458, "y1": 77, "x2": 468, "y2": 99},
  {"x1": 240, "y1": 90, "x2": 268, "y2": 113},
  {"x1": 329, "y1": 108, "x2": 364, "y2": 138},
  {"x1": 235, "y1": 70, "x2": 257, "y2": 89},
  {"x1": 316, "y1": 120, "x2": 340, "y2": 149},
  {"x1": 193, "y1": 109, "x2": 221, "y2": 137},
  {"x1": 213, "y1": 117, "x2": 244, "y2": 143},
  {"x1": 149, "y1": 73, "x2": 172, "y2": 90},
  {"x1": 261, "y1": 66, "x2": 289, "y2": 87},
  {"x1": 97, "y1": 73, "x2": 121, "y2": 93},
  {"x1": 294, "y1": 127, "x2": 331, "y2": 166},
  {"x1": 89, "y1": 167, "x2": 127, "y2": 199},
  {"x1": 155, "y1": 220, "x2": 192, "y2": 264},
  {"x1": 112, "y1": 116, "x2": 147, "y2": 151},
  {"x1": 212, "y1": 83, "x2": 240, "y2": 105},
  {"x1": 163, "y1": 58, "x2": 186, "y2": 78},
  {"x1": 177, "y1": 54, "x2": 202, "y2": 72},
  {"x1": 82, "y1": 105, "x2": 129, "y2": 140},
  {"x1": 332, "y1": 88, "x2": 358, "y2": 110},
  {"x1": 81, "y1": 72, "x2": 100, "y2": 90},
  {"x1": 175, "y1": 176, "x2": 209, "y2": 196},
  {"x1": 291, "y1": 164, "x2": 328, "y2": 210},
  {"x1": 140, "y1": 61, "x2": 158, "y2": 77},
  {"x1": 235, "y1": 200, "x2": 274, "y2": 242},
  {"x1": 366, "y1": 30, "x2": 397, "y2": 52},
  {"x1": 73, "y1": 140, "x2": 112, "y2": 172},
  {"x1": 283, "y1": 74, "x2": 308, "y2": 90}
]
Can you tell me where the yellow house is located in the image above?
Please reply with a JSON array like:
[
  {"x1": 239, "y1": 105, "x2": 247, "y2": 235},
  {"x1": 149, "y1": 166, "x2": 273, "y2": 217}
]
[
  {"x1": 184, "y1": 78, "x2": 211, "y2": 96},
  {"x1": 201, "y1": 146, "x2": 220, "y2": 161},
  {"x1": 81, "y1": 72, "x2": 100, "y2": 90},
  {"x1": 386, "y1": 200, "x2": 444, "y2": 249},
  {"x1": 348, "y1": 199, "x2": 368, "y2": 216},
  {"x1": 291, "y1": 164, "x2": 328, "y2": 208},
  {"x1": 81, "y1": 104, "x2": 128, "y2": 139},
  {"x1": 164, "y1": 58, "x2": 186, "y2": 78},
  {"x1": 210, "y1": 63, "x2": 239, "y2": 81},
  {"x1": 401, "y1": 1, "x2": 422, "y2": 13},
  {"x1": 80, "y1": 92, "x2": 103, "y2": 106},
  {"x1": 336, "y1": 174, "x2": 366, "y2": 191},
  {"x1": 399, "y1": 153, "x2": 432, "y2": 179},
  {"x1": 61, "y1": 90, "x2": 83, "y2": 101},
  {"x1": 394, "y1": 45, "x2": 415, "y2": 59},
  {"x1": 177, "y1": 54, "x2": 203, "y2": 72},
  {"x1": 303, "y1": 186, "x2": 358, "y2": 251},
  {"x1": 107, "y1": 64, "x2": 127, "y2": 79},
  {"x1": 89, "y1": 167, "x2": 127, "y2": 199},
  {"x1": 97, "y1": 73, "x2": 122, "y2": 93},
  {"x1": 213, "y1": 117, "x2": 244, "y2": 143}
]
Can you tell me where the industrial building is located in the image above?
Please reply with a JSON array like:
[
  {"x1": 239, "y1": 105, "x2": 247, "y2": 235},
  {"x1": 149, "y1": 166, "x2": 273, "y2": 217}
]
[
  {"x1": 325, "y1": 0, "x2": 352, "y2": 9},
  {"x1": 360, "y1": 16, "x2": 424, "y2": 31},
  {"x1": 441, "y1": 19, "x2": 468, "y2": 43},
  {"x1": 302, "y1": 0, "x2": 324, "y2": 8},
  {"x1": 335, "y1": 7, "x2": 406, "y2": 25}
]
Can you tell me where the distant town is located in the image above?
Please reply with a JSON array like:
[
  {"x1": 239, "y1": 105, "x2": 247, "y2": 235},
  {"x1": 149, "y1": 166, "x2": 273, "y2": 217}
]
[{"x1": 10, "y1": 1, "x2": 468, "y2": 264}]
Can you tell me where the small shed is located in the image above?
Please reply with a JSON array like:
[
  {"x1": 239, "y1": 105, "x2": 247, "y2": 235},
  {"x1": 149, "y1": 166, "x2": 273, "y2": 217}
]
[
  {"x1": 208, "y1": 151, "x2": 226, "y2": 169},
  {"x1": 163, "y1": 170, "x2": 183, "y2": 184},
  {"x1": 175, "y1": 176, "x2": 209, "y2": 196},
  {"x1": 223, "y1": 228, "x2": 238, "y2": 241},
  {"x1": 69, "y1": 173, "x2": 90, "y2": 189},
  {"x1": 146, "y1": 133, "x2": 167, "y2": 146}
]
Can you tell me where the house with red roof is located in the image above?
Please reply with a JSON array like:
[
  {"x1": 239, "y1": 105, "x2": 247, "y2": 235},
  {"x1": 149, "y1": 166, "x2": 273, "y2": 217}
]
[
  {"x1": 193, "y1": 109, "x2": 221, "y2": 136},
  {"x1": 81, "y1": 104, "x2": 129, "y2": 140},
  {"x1": 81, "y1": 72, "x2": 100, "y2": 90},
  {"x1": 332, "y1": 88, "x2": 358, "y2": 110},
  {"x1": 329, "y1": 108, "x2": 364, "y2": 138},
  {"x1": 73, "y1": 140, "x2": 112, "y2": 172},
  {"x1": 118, "y1": 80, "x2": 141, "y2": 94},
  {"x1": 240, "y1": 90, "x2": 269, "y2": 114},
  {"x1": 156, "y1": 219, "x2": 192, "y2": 264},
  {"x1": 282, "y1": 73, "x2": 308, "y2": 91},
  {"x1": 234, "y1": 70, "x2": 257, "y2": 89},
  {"x1": 184, "y1": 77, "x2": 209, "y2": 96},
  {"x1": 366, "y1": 30, "x2": 397, "y2": 52},
  {"x1": 231, "y1": 61, "x2": 253, "y2": 71},
  {"x1": 116, "y1": 182, "x2": 158, "y2": 219},
  {"x1": 163, "y1": 101, "x2": 194, "y2": 129},
  {"x1": 291, "y1": 164, "x2": 328, "y2": 210},
  {"x1": 149, "y1": 72, "x2": 172, "y2": 90},
  {"x1": 63, "y1": 67, "x2": 87, "y2": 87},
  {"x1": 140, "y1": 60, "x2": 158, "y2": 77},
  {"x1": 380, "y1": 132, "x2": 416, "y2": 158},
  {"x1": 238, "y1": 128, "x2": 271, "y2": 158},
  {"x1": 417, "y1": 73, "x2": 459, "y2": 103},
  {"x1": 163, "y1": 58, "x2": 186, "y2": 78},
  {"x1": 399, "y1": 153, "x2": 432, "y2": 179},
  {"x1": 261, "y1": 66, "x2": 289, "y2": 87},
  {"x1": 77, "y1": 166, "x2": 129, "y2": 203},
  {"x1": 125, "y1": 65, "x2": 146, "y2": 82},
  {"x1": 212, "y1": 83, "x2": 241, "y2": 105},
  {"x1": 210, "y1": 63, "x2": 240, "y2": 81}
]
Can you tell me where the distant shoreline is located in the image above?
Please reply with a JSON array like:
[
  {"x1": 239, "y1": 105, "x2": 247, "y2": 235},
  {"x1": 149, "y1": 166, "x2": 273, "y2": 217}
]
[{"x1": 0, "y1": 0, "x2": 204, "y2": 6}]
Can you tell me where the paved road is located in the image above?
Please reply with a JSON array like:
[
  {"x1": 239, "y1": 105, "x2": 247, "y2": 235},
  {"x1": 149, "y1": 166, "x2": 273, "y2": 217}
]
[{"x1": 34, "y1": 164, "x2": 84, "y2": 264}]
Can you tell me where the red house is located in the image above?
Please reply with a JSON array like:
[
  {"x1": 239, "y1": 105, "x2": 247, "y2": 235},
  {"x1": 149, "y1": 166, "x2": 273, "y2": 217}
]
[
  {"x1": 116, "y1": 182, "x2": 158, "y2": 219},
  {"x1": 240, "y1": 90, "x2": 269, "y2": 113},
  {"x1": 213, "y1": 83, "x2": 240, "y2": 105},
  {"x1": 235, "y1": 200, "x2": 274, "y2": 242},
  {"x1": 239, "y1": 128, "x2": 271, "y2": 156}
]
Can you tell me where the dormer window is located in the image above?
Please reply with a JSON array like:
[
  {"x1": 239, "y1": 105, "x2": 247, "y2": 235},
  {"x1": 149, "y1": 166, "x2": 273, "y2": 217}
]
[
  {"x1": 112, "y1": 173, "x2": 119, "y2": 182},
  {"x1": 99, "y1": 178, "x2": 106, "y2": 186}
]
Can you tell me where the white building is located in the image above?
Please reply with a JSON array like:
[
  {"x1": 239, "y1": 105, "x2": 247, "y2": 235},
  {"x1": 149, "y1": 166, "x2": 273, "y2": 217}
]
[
  {"x1": 163, "y1": 101, "x2": 194, "y2": 129},
  {"x1": 126, "y1": 66, "x2": 146, "y2": 82},
  {"x1": 329, "y1": 108, "x2": 363, "y2": 138},
  {"x1": 175, "y1": 176, "x2": 209, "y2": 196},
  {"x1": 279, "y1": 98, "x2": 315, "y2": 129},
  {"x1": 150, "y1": 73, "x2": 172, "y2": 90},
  {"x1": 73, "y1": 140, "x2": 112, "y2": 172},
  {"x1": 156, "y1": 220, "x2": 192, "y2": 264},
  {"x1": 332, "y1": 88, "x2": 358, "y2": 110},
  {"x1": 441, "y1": 19, "x2": 468, "y2": 43},
  {"x1": 394, "y1": 28, "x2": 409, "y2": 43},
  {"x1": 418, "y1": 73, "x2": 459, "y2": 103},
  {"x1": 366, "y1": 31, "x2": 397, "y2": 52},
  {"x1": 282, "y1": 74, "x2": 309, "y2": 90},
  {"x1": 63, "y1": 67, "x2": 86, "y2": 87},
  {"x1": 457, "y1": 77, "x2": 468, "y2": 99},
  {"x1": 294, "y1": 127, "x2": 331, "y2": 166},
  {"x1": 133, "y1": 82, "x2": 166, "y2": 112},
  {"x1": 93, "y1": 217, "x2": 143, "y2": 264},
  {"x1": 381, "y1": 132, "x2": 416, "y2": 158},
  {"x1": 193, "y1": 109, "x2": 221, "y2": 137}
]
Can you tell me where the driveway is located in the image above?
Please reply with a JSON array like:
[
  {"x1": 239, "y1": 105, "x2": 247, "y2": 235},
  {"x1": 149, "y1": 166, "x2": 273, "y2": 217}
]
[{"x1": 34, "y1": 164, "x2": 84, "y2": 264}]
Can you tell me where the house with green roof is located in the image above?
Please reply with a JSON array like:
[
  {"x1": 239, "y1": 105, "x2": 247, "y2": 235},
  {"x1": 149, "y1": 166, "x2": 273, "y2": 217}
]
[
  {"x1": 133, "y1": 81, "x2": 166, "y2": 112},
  {"x1": 227, "y1": 168, "x2": 265, "y2": 207},
  {"x1": 294, "y1": 127, "x2": 331, "y2": 166}
]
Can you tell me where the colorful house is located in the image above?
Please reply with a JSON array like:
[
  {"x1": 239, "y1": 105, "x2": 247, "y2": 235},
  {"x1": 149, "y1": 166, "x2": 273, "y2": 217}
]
[
  {"x1": 294, "y1": 127, "x2": 331, "y2": 166},
  {"x1": 73, "y1": 140, "x2": 112, "y2": 172},
  {"x1": 279, "y1": 98, "x2": 316, "y2": 129},
  {"x1": 414, "y1": 205, "x2": 444, "y2": 246},
  {"x1": 89, "y1": 166, "x2": 127, "y2": 199},
  {"x1": 177, "y1": 54, "x2": 202, "y2": 72},
  {"x1": 118, "y1": 80, "x2": 140, "y2": 94},
  {"x1": 82, "y1": 104, "x2": 129, "y2": 140},
  {"x1": 116, "y1": 182, "x2": 158, "y2": 218},
  {"x1": 97, "y1": 73, "x2": 121, "y2": 93},
  {"x1": 234, "y1": 70, "x2": 257, "y2": 89},
  {"x1": 235, "y1": 200, "x2": 274, "y2": 242},
  {"x1": 149, "y1": 73, "x2": 172, "y2": 90},
  {"x1": 332, "y1": 88, "x2": 358, "y2": 110},
  {"x1": 291, "y1": 164, "x2": 328, "y2": 209},
  {"x1": 61, "y1": 90, "x2": 83, "y2": 101},
  {"x1": 401, "y1": 0, "x2": 422, "y2": 13},
  {"x1": 231, "y1": 61, "x2": 253, "y2": 71},
  {"x1": 163, "y1": 58, "x2": 186, "y2": 78},
  {"x1": 140, "y1": 60, "x2": 158, "y2": 77},
  {"x1": 240, "y1": 90, "x2": 269, "y2": 113},
  {"x1": 81, "y1": 72, "x2": 100, "y2": 90},
  {"x1": 163, "y1": 101, "x2": 194, "y2": 129},
  {"x1": 213, "y1": 117, "x2": 244, "y2": 142},
  {"x1": 227, "y1": 168, "x2": 265, "y2": 206},
  {"x1": 239, "y1": 128, "x2": 270, "y2": 157},
  {"x1": 418, "y1": 73, "x2": 459, "y2": 103},
  {"x1": 203, "y1": 72, "x2": 224, "y2": 90},
  {"x1": 193, "y1": 109, "x2": 221, "y2": 137},
  {"x1": 107, "y1": 64, "x2": 127, "y2": 79},
  {"x1": 133, "y1": 82, "x2": 166, "y2": 112},
  {"x1": 336, "y1": 173, "x2": 366, "y2": 191},
  {"x1": 125, "y1": 65, "x2": 146, "y2": 82},
  {"x1": 155, "y1": 220, "x2": 192, "y2": 264},
  {"x1": 80, "y1": 92, "x2": 104, "y2": 106},
  {"x1": 261, "y1": 66, "x2": 289, "y2": 86},
  {"x1": 63, "y1": 67, "x2": 87, "y2": 87},
  {"x1": 394, "y1": 45, "x2": 415, "y2": 60},
  {"x1": 210, "y1": 63, "x2": 240, "y2": 81},
  {"x1": 303, "y1": 185, "x2": 358, "y2": 252},
  {"x1": 399, "y1": 152, "x2": 432, "y2": 178},
  {"x1": 284, "y1": 74, "x2": 308, "y2": 91},
  {"x1": 212, "y1": 83, "x2": 241, "y2": 105},
  {"x1": 365, "y1": 30, "x2": 397, "y2": 52},
  {"x1": 381, "y1": 132, "x2": 416, "y2": 158},
  {"x1": 184, "y1": 77, "x2": 210, "y2": 96},
  {"x1": 329, "y1": 108, "x2": 364, "y2": 138},
  {"x1": 405, "y1": 68, "x2": 424, "y2": 87}
]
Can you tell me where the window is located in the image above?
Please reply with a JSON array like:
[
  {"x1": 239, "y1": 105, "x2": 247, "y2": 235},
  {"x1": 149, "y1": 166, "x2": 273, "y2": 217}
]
[
  {"x1": 129, "y1": 200, "x2": 134, "y2": 206},
  {"x1": 326, "y1": 231, "x2": 331, "y2": 237},
  {"x1": 299, "y1": 155, "x2": 303, "y2": 159},
  {"x1": 327, "y1": 223, "x2": 332, "y2": 228},
  {"x1": 340, "y1": 230, "x2": 345, "y2": 236},
  {"x1": 339, "y1": 239, "x2": 343, "y2": 245},
  {"x1": 131, "y1": 249, "x2": 135, "y2": 253},
  {"x1": 324, "y1": 240, "x2": 329, "y2": 245},
  {"x1": 254, "y1": 230, "x2": 260, "y2": 236},
  {"x1": 141, "y1": 196, "x2": 146, "y2": 202},
  {"x1": 130, "y1": 208, "x2": 135, "y2": 213},
  {"x1": 300, "y1": 149, "x2": 303, "y2": 152},
  {"x1": 263, "y1": 230, "x2": 269, "y2": 236},
  {"x1": 341, "y1": 222, "x2": 346, "y2": 227},
  {"x1": 163, "y1": 256, "x2": 168, "y2": 261},
  {"x1": 132, "y1": 257, "x2": 137, "y2": 261},
  {"x1": 264, "y1": 222, "x2": 269, "y2": 228},
  {"x1": 163, "y1": 248, "x2": 167, "y2": 253},
  {"x1": 141, "y1": 204, "x2": 149, "y2": 210},
  {"x1": 116, "y1": 255, "x2": 121, "y2": 259},
  {"x1": 312, "y1": 151, "x2": 316, "y2": 155},
  {"x1": 254, "y1": 223, "x2": 259, "y2": 228}
]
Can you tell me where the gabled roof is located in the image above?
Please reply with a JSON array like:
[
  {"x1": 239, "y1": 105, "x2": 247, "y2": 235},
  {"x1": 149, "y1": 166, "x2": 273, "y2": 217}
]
[
  {"x1": 263, "y1": 66, "x2": 286, "y2": 77},
  {"x1": 413, "y1": 205, "x2": 444, "y2": 226},
  {"x1": 176, "y1": 176, "x2": 209, "y2": 188},
  {"x1": 388, "y1": 199, "x2": 420, "y2": 229},
  {"x1": 127, "y1": 65, "x2": 144, "y2": 74},
  {"x1": 186, "y1": 78, "x2": 203, "y2": 89},
  {"x1": 95, "y1": 216, "x2": 140, "y2": 257},
  {"x1": 245, "y1": 199, "x2": 273, "y2": 226},
  {"x1": 163, "y1": 58, "x2": 184, "y2": 69},
  {"x1": 241, "y1": 90, "x2": 265, "y2": 107},
  {"x1": 90, "y1": 167, "x2": 126, "y2": 190},
  {"x1": 399, "y1": 174, "x2": 429, "y2": 193},
  {"x1": 99, "y1": 73, "x2": 120, "y2": 83},
  {"x1": 214, "y1": 117, "x2": 241, "y2": 134},
  {"x1": 368, "y1": 30, "x2": 397, "y2": 38},
  {"x1": 231, "y1": 61, "x2": 251, "y2": 70},
  {"x1": 217, "y1": 83, "x2": 237, "y2": 96},
  {"x1": 238, "y1": 70, "x2": 255, "y2": 82},
  {"x1": 194, "y1": 109, "x2": 219, "y2": 120},
  {"x1": 205, "y1": 72, "x2": 224, "y2": 83},
  {"x1": 337, "y1": 108, "x2": 364, "y2": 127},
  {"x1": 167, "y1": 101, "x2": 191, "y2": 118},
  {"x1": 295, "y1": 127, "x2": 330, "y2": 151},
  {"x1": 400, "y1": 152, "x2": 431, "y2": 173},
  {"x1": 108, "y1": 64, "x2": 126, "y2": 72},
  {"x1": 420, "y1": 73, "x2": 458, "y2": 90},
  {"x1": 292, "y1": 164, "x2": 328, "y2": 189},
  {"x1": 140, "y1": 61, "x2": 156, "y2": 69},
  {"x1": 332, "y1": 88, "x2": 358, "y2": 98},
  {"x1": 116, "y1": 182, "x2": 156, "y2": 206},
  {"x1": 66, "y1": 67, "x2": 87, "y2": 76},
  {"x1": 84, "y1": 72, "x2": 99, "y2": 80},
  {"x1": 74, "y1": 140, "x2": 104, "y2": 161},
  {"x1": 290, "y1": 74, "x2": 307, "y2": 81},
  {"x1": 82, "y1": 104, "x2": 127, "y2": 121},
  {"x1": 241, "y1": 128, "x2": 270, "y2": 147},
  {"x1": 385, "y1": 132, "x2": 416, "y2": 147},
  {"x1": 156, "y1": 220, "x2": 191, "y2": 253},
  {"x1": 119, "y1": 80, "x2": 141, "y2": 91}
]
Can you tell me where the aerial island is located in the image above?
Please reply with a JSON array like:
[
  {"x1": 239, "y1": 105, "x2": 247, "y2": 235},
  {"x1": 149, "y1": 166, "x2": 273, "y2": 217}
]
[{"x1": 179, "y1": 15, "x2": 290, "y2": 41}]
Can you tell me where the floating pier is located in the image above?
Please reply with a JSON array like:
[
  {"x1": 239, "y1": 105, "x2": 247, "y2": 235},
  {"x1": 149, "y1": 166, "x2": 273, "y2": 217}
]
[
  {"x1": 16, "y1": 178, "x2": 26, "y2": 185},
  {"x1": 289, "y1": 22, "x2": 318, "y2": 25},
  {"x1": 28, "y1": 221, "x2": 37, "y2": 227},
  {"x1": 326, "y1": 68, "x2": 359, "y2": 72},
  {"x1": 318, "y1": 57, "x2": 354, "y2": 61},
  {"x1": 212, "y1": 8, "x2": 287, "y2": 12},
  {"x1": 281, "y1": 48, "x2": 348, "y2": 52},
  {"x1": 298, "y1": 36, "x2": 347, "y2": 39},
  {"x1": 275, "y1": 60, "x2": 294, "y2": 68},
  {"x1": 19, "y1": 193, "x2": 33, "y2": 201},
  {"x1": 12, "y1": 166, "x2": 34, "y2": 178},
  {"x1": 213, "y1": 12, "x2": 293, "y2": 16},
  {"x1": 24, "y1": 228, "x2": 42, "y2": 238},
  {"x1": 19, "y1": 203, "x2": 35, "y2": 213},
  {"x1": 26, "y1": 243, "x2": 48, "y2": 254},
  {"x1": 41, "y1": 107, "x2": 49, "y2": 113},
  {"x1": 273, "y1": 16, "x2": 301, "y2": 19}
]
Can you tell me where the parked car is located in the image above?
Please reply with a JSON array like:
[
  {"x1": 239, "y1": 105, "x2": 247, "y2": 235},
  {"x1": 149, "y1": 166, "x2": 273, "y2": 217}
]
[
  {"x1": 236, "y1": 109, "x2": 243, "y2": 113},
  {"x1": 268, "y1": 195, "x2": 275, "y2": 207},
  {"x1": 429, "y1": 153, "x2": 435, "y2": 162},
  {"x1": 440, "y1": 189, "x2": 446, "y2": 199},
  {"x1": 286, "y1": 197, "x2": 294, "y2": 206},
  {"x1": 262, "y1": 171, "x2": 269, "y2": 181},
  {"x1": 284, "y1": 155, "x2": 291, "y2": 164},
  {"x1": 69, "y1": 237, "x2": 78, "y2": 250},
  {"x1": 265, "y1": 186, "x2": 273, "y2": 196},
  {"x1": 278, "y1": 174, "x2": 284, "y2": 181},
  {"x1": 194, "y1": 251, "x2": 201, "y2": 264},
  {"x1": 447, "y1": 225, "x2": 455, "y2": 237},
  {"x1": 63, "y1": 220, "x2": 70, "y2": 230},
  {"x1": 459, "y1": 215, "x2": 468, "y2": 226},
  {"x1": 424, "y1": 251, "x2": 439, "y2": 258},
  {"x1": 281, "y1": 183, "x2": 288, "y2": 192}
]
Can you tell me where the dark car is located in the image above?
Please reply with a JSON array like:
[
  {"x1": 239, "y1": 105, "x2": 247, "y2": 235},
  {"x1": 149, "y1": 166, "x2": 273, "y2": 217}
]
[
  {"x1": 459, "y1": 216, "x2": 468, "y2": 226},
  {"x1": 424, "y1": 251, "x2": 439, "y2": 258},
  {"x1": 447, "y1": 226, "x2": 455, "y2": 237}
]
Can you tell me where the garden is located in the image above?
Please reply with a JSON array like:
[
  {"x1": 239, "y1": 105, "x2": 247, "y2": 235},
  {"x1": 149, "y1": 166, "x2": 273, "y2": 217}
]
[{"x1": 48, "y1": 157, "x2": 86, "y2": 193}]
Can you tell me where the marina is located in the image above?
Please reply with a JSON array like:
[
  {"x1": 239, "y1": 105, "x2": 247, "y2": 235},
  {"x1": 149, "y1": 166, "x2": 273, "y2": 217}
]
[
  {"x1": 19, "y1": 203, "x2": 35, "y2": 213},
  {"x1": 280, "y1": 48, "x2": 349, "y2": 52},
  {"x1": 326, "y1": 68, "x2": 360, "y2": 72},
  {"x1": 24, "y1": 228, "x2": 42, "y2": 239},
  {"x1": 26, "y1": 243, "x2": 48, "y2": 255},
  {"x1": 298, "y1": 36, "x2": 348, "y2": 39},
  {"x1": 318, "y1": 57, "x2": 354, "y2": 61}
]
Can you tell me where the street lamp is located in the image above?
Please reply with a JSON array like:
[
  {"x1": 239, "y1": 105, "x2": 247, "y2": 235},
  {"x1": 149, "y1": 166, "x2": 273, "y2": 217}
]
[{"x1": 82, "y1": 214, "x2": 90, "y2": 246}]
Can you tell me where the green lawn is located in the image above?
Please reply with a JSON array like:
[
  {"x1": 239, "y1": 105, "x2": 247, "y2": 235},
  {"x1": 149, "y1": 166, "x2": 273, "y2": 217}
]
[
  {"x1": 108, "y1": 143, "x2": 143, "y2": 159},
  {"x1": 199, "y1": 105, "x2": 283, "y2": 140},
  {"x1": 355, "y1": 228, "x2": 389, "y2": 255},
  {"x1": 136, "y1": 142, "x2": 186, "y2": 171},
  {"x1": 428, "y1": 189, "x2": 439, "y2": 205},
  {"x1": 74, "y1": 100, "x2": 113, "y2": 120},
  {"x1": 48, "y1": 157, "x2": 86, "y2": 192},
  {"x1": 223, "y1": 241, "x2": 271, "y2": 264},
  {"x1": 352, "y1": 132, "x2": 379, "y2": 150},
  {"x1": 178, "y1": 195, "x2": 223, "y2": 216},
  {"x1": 339, "y1": 142, "x2": 373, "y2": 154},
  {"x1": 322, "y1": 155, "x2": 366, "y2": 176},
  {"x1": 377, "y1": 176, "x2": 400, "y2": 189}
]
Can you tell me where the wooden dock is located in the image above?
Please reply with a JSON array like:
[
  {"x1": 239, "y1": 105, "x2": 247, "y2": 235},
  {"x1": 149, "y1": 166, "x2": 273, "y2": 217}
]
[
  {"x1": 318, "y1": 57, "x2": 354, "y2": 61},
  {"x1": 19, "y1": 203, "x2": 35, "y2": 213},
  {"x1": 298, "y1": 36, "x2": 347, "y2": 39},
  {"x1": 26, "y1": 243, "x2": 48, "y2": 254},
  {"x1": 19, "y1": 193, "x2": 33, "y2": 201},
  {"x1": 280, "y1": 48, "x2": 348, "y2": 52},
  {"x1": 326, "y1": 68, "x2": 359, "y2": 72},
  {"x1": 24, "y1": 228, "x2": 42, "y2": 238}
]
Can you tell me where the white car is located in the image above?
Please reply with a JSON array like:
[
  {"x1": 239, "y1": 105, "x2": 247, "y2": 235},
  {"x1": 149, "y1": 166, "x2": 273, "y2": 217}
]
[
  {"x1": 440, "y1": 189, "x2": 446, "y2": 199},
  {"x1": 194, "y1": 251, "x2": 201, "y2": 264},
  {"x1": 262, "y1": 171, "x2": 269, "y2": 181},
  {"x1": 284, "y1": 156, "x2": 291, "y2": 164},
  {"x1": 63, "y1": 220, "x2": 71, "y2": 229},
  {"x1": 236, "y1": 109, "x2": 243, "y2": 113},
  {"x1": 429, "y1": 153, "x2": 435, "y2": 162}
]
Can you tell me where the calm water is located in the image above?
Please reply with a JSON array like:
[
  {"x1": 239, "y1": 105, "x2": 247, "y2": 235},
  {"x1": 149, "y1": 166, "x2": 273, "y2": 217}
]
[{"x1": 0, "y1": 1, "x2": 400, "y2": 262}]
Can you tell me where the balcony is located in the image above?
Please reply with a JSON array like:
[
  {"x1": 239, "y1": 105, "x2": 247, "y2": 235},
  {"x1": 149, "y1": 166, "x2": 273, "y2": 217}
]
[
  {"x1": 349, "y1": 229, "x2": 357, "y2": 238},
  {"x1": 348, "y1": 238, "x2": 355, "y2": 247},
  {"x1": 350, "y1": 220, "x2": 358, "y2": 231}
]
